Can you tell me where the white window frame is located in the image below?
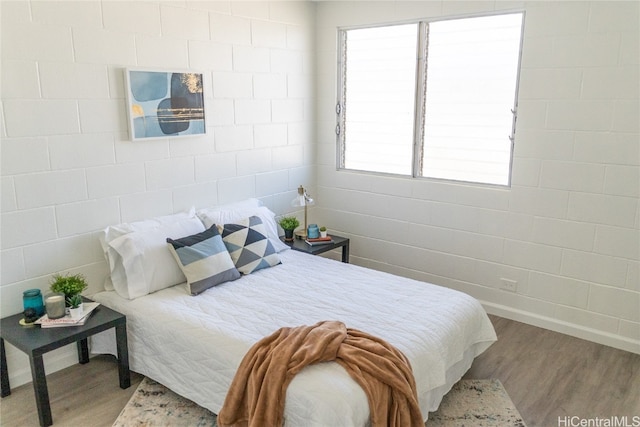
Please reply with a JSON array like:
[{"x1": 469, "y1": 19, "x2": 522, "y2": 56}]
[{"x1": 336, "y1": 11, "x2": 526, "y2": 187}]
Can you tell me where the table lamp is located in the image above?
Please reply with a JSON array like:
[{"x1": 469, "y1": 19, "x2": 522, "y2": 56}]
[{"x1": 291, "y1": 185, "x2": 314, "y2": 239}]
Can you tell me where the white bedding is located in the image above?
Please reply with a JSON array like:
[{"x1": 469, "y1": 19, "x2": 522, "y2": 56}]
[{"x1": 91, "y1": 249, "x2": 496, "y2": 426}]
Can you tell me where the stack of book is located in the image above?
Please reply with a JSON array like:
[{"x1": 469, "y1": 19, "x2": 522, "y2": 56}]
[
  {"x1": 305, "y1": 236, "x2": 333, "y2": 246},
  {"x1": 34, "y1": 302, "x2": 100, "y2": 328}
]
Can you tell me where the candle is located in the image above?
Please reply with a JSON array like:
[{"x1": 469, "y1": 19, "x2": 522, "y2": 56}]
[{"x1": 45, "y1": 293, "x2": 66, "y2": 319}]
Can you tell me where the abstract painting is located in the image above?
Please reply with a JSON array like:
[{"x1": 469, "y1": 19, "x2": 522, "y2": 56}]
[{"x1": 125, "y1": 68, "x2": 206, "y2": 140}]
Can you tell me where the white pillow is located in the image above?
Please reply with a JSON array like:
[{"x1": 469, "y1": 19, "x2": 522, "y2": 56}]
[
  {"x1": 196, "y1": 202, "x2": 289, "y2": 253},
  {"x1": 100, "y1": 209, "x2": 204, "y2": 299}
]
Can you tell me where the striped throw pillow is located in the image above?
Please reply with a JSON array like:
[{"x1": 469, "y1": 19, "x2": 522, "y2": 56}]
[{"x1": 167, "y1": 225, "x2": 240, "y2": 295}]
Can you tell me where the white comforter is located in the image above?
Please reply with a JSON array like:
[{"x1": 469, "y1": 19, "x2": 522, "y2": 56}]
[{"x1": 92, "y1": 249, "x2": 496, "y2": 426}]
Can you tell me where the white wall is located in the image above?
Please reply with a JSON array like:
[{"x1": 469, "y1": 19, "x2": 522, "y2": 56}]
[
  {"x1": 1, "y1": 0, "x2": 316, "y2": 386},
  {"x1": 315, "y1": 1, "x2": 639, "y2": 354}
]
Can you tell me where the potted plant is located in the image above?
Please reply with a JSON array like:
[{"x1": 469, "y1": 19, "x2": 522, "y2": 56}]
[
  {"x1": 319, "y1": 226, "x2": 328, "y2": 238},
  {"x1": 278, "y1": 216, "x2": 300, "y2": 242},
  {"x1": 50, "y1": 273, "x2": 88, "y2": 306},
  {"x1": 66, "y1": 294, "x2": 84, "y2": 318}
]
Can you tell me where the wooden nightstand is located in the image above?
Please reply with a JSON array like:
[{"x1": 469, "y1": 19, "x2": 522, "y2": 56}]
[
  {"x1": 280, "y1": 234, "x2": 350, "y2": 263},
  {"x1": 1, "y1": 300, "x2": 130, "y2": 426}
]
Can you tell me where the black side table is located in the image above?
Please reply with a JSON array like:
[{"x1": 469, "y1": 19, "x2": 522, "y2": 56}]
[
  {"x1": 281, "y1": 234, "x2": 350, "y2": 263},
  {"x1": 1, "y1": 301, "x2": 130, "y2": 426}
]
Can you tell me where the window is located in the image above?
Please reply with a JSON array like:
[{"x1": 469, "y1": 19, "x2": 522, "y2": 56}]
[{"x1": 337, "y1": 12, "x2": 524, "y2": 186}]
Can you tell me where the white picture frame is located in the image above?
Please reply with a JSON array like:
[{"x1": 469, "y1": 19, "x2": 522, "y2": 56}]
[{"x1": 125, "y1": 68, "x2": 206, "y2": 141}]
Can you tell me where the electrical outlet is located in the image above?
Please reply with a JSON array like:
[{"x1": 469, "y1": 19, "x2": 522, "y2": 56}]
[{"x1": 500, "y1": 278, "x2": 517, "y2": 292}]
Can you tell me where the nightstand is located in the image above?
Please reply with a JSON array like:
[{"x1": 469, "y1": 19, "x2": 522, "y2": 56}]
[
  {"x1": 280, "y1": 234, "x2": 350, "y2": 263},
  {"x1": 1, "y1": 300, "x2": 130, "y2": 426}
]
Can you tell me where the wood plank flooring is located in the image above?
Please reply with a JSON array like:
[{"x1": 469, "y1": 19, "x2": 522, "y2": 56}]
[
  {"x1": 1, "y1": 315, "x2": 638, "y2": 427},
  {"x1": 0, "y1": 355, "x2": 143, "y2": 427},
  {"x1": 464, "y1": 316, "x2": 640, "y2": 427}
]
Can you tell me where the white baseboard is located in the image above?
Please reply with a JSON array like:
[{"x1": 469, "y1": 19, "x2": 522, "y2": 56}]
[{"x1": 482, "y1": 301, "x2": 640, "y2": 355}]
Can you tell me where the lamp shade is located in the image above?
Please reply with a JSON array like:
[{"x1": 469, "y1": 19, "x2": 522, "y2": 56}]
[{"x1": 291, "y1": 185, "x2": 314, "y2": 207}]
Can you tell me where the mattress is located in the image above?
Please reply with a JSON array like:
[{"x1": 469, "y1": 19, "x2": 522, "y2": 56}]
[{"x1": 91, "y1": 249, "x2": 496, "y2": 425}]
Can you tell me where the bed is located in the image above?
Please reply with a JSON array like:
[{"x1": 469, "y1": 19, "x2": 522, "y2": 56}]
[{"x1": 90, "y1": 199, "x2": 497, "y2": 426}]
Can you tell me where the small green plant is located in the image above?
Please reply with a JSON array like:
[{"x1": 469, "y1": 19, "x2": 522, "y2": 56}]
[
  {"x1": 66, "y1": 294, "x2": 83, "y2": 309},
  {"x1": 319, "y1": 226, "x2": 327, "y2": 232},
  {"x1": 50, "y1": 273, "x2": 88, "y2": 299},
  {"x1": 278, "y1": 216, "x2": 300, "y2": 230}
]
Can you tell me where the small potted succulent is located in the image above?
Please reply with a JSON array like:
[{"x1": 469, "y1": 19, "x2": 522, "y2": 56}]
[
  {"x1": 50, "y1": 273, "x2": 88, "y2": 306},
  {"x1": 278, "y1": 216, "x2": 300, "y2": 242},
  {"x1": 66, "y1": 294, "x2": 84, "y2": 318},
  {"x1": 319, "y1": 226, "x2": 328, "y2": 238}
]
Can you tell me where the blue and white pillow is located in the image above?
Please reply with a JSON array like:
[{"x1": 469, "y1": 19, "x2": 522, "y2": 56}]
[
  {"x1": 167, "y1": 225, "x2": 240, "y2": 295},
  {"x1": 221, "y1": 216, "x2": 281, "y2": 275}
]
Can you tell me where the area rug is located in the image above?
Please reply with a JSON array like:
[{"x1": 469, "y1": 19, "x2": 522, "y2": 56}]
[
  {"x1": 426, "y1": 379, "x2": 526, "y2": 427},
  {"x1": 113, "y1": 378, "x2": 526, "y2": 426}
]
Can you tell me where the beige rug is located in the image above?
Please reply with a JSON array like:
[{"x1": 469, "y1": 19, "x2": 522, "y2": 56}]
[{"x1": 113, "y1": 378, "x2": 526, "y2": 426}]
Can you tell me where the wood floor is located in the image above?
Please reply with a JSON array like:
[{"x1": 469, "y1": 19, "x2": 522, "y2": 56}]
[
  {"x1": 463, "y1": 316, "x2": 640, "y2": 426},
  {"x1": 1, "y1": 315, "x2": 638, "y2": 427}
]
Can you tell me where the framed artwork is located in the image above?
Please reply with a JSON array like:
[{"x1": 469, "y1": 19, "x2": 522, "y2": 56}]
[{"x1": 125, "y1": 68, "x2": 206, "y2": 140}]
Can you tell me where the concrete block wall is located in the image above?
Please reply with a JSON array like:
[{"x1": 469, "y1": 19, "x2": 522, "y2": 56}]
[
  {"x1": 1, "y1": 0, "x2": 638, "y2": 391},
  {"x1": 315, "y1": 1, "x2": 639, "y2": 353},
  {"x1": 1, "y1": 0, "x2": 315, "y2": 386}
]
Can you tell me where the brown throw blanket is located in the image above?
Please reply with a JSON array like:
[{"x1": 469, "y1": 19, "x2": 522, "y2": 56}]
[{"x1": 218, "y1": 320, "x2": 424, "y2": 427}]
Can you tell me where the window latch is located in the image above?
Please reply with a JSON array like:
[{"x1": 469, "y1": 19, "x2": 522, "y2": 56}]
[
  {"x1": 336, "y1": 103, "x2": 342, "y2": 115},
  {"x1": 335, "y1": 124, "x2": 341, "y2": 135}
]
